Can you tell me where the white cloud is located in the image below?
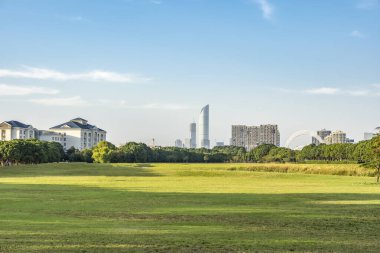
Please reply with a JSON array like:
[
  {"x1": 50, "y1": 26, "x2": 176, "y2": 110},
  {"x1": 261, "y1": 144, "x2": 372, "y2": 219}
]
[
  {"x1": 305, "y1": 87, "x2": 340, "y2": 95},
  {"x1": 371, "y1": 83, "x2": 380, "y2": 88},
  {"x1": 277, "y1": 85, "x2": 380, "y2": 97},
  {"x1": 29, "y1": 96, "x2": 89, "y2": 106},
  {"x1": 350, "y1": 30, "x2": 365, "y2": 38},
  {"x1": 252, "y1": 0, "x2": 274, "y2": 20},
  {"x1": 0, "y1": 66, "x2": 150, "y2": 83},
  {"x1": 0, "y1": 84, "x2": 59, "y2": 96},
  {"x1": 356, "y1": 0, "x2": 379, "y2": 9},
  {"x1": 304, "y1": 87, "x2": 380, "y2": 97}
]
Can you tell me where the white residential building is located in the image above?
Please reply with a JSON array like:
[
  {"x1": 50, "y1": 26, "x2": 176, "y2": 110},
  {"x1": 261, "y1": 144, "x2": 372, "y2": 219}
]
[
  {"x1": 37, "y1": 130, "x2": 66, "y2": 147},
  {"x1": 49, "y1": 118, "x2": 106, "y2": 150},
  {"x1": 0, "y1": 121, "x2": 36, "y2": 141}
]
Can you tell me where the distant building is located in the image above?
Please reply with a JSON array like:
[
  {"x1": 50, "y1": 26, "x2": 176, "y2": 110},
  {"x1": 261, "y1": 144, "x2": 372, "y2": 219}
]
[
  {"x1": 198, "y1": 105, "x2": 210, "y2": 149},
  {"x1": 49, "y1": 118, "x2": 106, "y2": 150},
  {"x1": 364, "y1": 132, "x2": 375, "y2": 141},
  {"x1": 215, "y1": 141, "x2": 224, "y2": 147},
  {"x1": 190, "y1": 122, "x2": 196, "y2": 148},
  {"x1": 247, "y1": 126, "x2": 259, "y2": 150},
  {"x1": 231, "y1": 125, "x2": 247, "y2": 147},
  {"x1": 324, "y1": 130, "x2": 347, "y2": 144},
  {"x1": 231, "y1": 124, "x2": 280, "y2": 150},
  {"x1": 346, "y1": 138, "x2": 355, "y2": 143},
  {"x1": 259, "y1": 124, "x2": 280, "y2": 147},
  {"x1": 184, "y1": 138, "x2": 191, "y2": 148},
  {"x1": 0, "y1": 120, "x2": 36, "y2": 141},
  {"x1": 312, "y1": 129, "x2": 331, "y2": 145},
  {"x1": 37, "y1": 130, "x2": 66, "y2": 147},
  {"x1": 175, "y1": 139, "x2": 183, "y2": 148}
]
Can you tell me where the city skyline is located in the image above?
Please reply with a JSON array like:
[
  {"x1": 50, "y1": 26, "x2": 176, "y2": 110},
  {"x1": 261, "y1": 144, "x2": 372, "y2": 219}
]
[{"x1": 0, "y1": 0, "x2": 379, "y2": 146}]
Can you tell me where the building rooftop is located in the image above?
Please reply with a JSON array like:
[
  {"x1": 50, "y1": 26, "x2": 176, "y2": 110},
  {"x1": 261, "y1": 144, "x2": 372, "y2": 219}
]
[
  {"x1": 50, "y1": 118, "x2": 105, "y2": 132},
  {"x1": 3, "y1": 120, "x2": 32, "y2": 128}
]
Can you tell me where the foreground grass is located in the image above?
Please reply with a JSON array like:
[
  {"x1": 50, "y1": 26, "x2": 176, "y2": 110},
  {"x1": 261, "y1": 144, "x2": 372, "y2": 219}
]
[{"x1": 0, "y1": 163, "x2": 379, "y2": 252}]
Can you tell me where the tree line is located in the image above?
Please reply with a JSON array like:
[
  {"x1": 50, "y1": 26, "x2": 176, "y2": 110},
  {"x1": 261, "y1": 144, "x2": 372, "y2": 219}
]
[
  {"x1": 87, "y1": 137, "x2": 379, "y2": 165},
  {"x1": 0, "y1": 136, "x2": 379, "y2": 173}
]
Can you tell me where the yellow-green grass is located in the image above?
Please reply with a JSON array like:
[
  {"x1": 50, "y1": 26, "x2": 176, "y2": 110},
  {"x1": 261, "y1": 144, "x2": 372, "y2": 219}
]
[{"x1": 0, "y1": 163, "x2": 379, "y2": 252}]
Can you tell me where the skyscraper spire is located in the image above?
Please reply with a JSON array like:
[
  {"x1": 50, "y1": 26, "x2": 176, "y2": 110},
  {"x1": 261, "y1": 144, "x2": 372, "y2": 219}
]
[{"x1": 198, "y1": 104, "x2": 210, "y2": 149}]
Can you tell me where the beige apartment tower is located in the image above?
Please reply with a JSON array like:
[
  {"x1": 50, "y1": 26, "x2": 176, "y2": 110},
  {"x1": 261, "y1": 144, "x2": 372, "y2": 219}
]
[{"x1": 231, "y1": 124, "x2": 280, "y2": 150}]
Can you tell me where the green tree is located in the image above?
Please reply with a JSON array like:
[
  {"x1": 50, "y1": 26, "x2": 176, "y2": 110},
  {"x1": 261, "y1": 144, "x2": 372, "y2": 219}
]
[
  {"x1": 364, "y1": 135, "x2": 380, "y2": 183},
  {"x1": 92, "y1": 141, "x2": 116, "y2": 163}
]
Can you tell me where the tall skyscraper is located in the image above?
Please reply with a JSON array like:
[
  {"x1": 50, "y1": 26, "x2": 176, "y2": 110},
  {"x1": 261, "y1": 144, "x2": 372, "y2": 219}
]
[
  {"x1": 231, "y1": 124, "x2": 280, "y2": 150},
  {"x1": 198, "y1": 104, "x2": 210, "y2": 149},
  {"x1": 190, "y1": 122, "x2": 196, "y2": 148}
]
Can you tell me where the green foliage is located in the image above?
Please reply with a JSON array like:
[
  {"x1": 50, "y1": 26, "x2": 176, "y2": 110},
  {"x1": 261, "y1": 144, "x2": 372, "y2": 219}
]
[
  {"x1": 0, "y1": 139, "x2": 64, "y2": 165},
  {"x1": 362, "y1": 135, "x2": 380, "y2": 182},
  {"x1": 92, "y1": 141, "x2": 115, "y2": 163},
  {"x1": 248, "y1": 144, "x2": 276, "y2": 162}
]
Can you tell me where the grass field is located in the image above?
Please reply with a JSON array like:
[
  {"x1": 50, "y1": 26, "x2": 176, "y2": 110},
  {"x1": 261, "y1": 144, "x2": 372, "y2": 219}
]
[{"x1": 1, "y1": 163, "x2": 379, "y2": 252}]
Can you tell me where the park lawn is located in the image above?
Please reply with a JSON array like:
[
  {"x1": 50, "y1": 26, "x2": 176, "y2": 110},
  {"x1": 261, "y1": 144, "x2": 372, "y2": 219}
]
[{"x1": 0, "y1": 163, "x2": 379, "y2": 252}]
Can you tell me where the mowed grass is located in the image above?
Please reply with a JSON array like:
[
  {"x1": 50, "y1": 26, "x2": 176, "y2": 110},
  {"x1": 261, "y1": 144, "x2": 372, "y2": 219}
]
[{"x1": 0, "y1": 163, "x2": 379, "y2": 252}]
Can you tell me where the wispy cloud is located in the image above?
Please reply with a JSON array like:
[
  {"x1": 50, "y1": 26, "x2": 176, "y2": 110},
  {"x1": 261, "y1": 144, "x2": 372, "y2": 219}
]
[
  {"x1": 0, "y1": 66, "x2": 150, "y2": 83},
  {"x1": 251, "y1": 0, "x2": 274, "y2": 20},
  {"x1": 305, "y1": 87, "x2": 339, "y2": 95},
  {"x1": 0, "y1": 84, "x2": 59, "y2": 96},
  {"x1": 29, "y1": 96, "x2": 89, "y2": 106},
  {"x1": 305, "y1": 87, "x2": 378, "y2": 97},
  {"x1": 350, "y1": 30, "x2": 365, "y2": 38},
  {"x1": 356, "y1": 0, "x2": 379, "y2": 9},
  {"x1": 277, "y1": 85, "x2": 380, "y2": 97}
]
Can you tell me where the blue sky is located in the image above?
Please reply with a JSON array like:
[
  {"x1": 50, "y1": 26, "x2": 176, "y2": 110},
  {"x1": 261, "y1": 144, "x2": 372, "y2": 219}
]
[{"x1": 0, "y1": 0, "x2": 379, "y2": 146}]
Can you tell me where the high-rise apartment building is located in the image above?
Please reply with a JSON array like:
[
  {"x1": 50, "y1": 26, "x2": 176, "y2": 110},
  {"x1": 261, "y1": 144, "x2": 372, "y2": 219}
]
[
  {"x1": 231, "y1": 125, "x2": 247, "y2": 147},
  {"x1": 259, "y1": 124, "x2": 280, "y2": 147},
  {"x1": 231, "y1": 124, "x2": 280, "y2": 150},
  {"x1": 198, "y1": 105, "x2": 210, "y2": 149},
  {"x1": 312, "y1": 129, "x2": 331, "y2": 145},
  {"x1": 190, "y1": 122, "x2": 196, "y2": 148},
  {"x1": 324, "y1": 130, "x2": 347, "y2": 144}
]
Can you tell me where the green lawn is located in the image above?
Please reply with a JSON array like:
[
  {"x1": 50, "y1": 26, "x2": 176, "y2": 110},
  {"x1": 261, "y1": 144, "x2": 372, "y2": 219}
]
[{"x1": 0, "y1": 163, "x2": 379, "y2": 252}]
